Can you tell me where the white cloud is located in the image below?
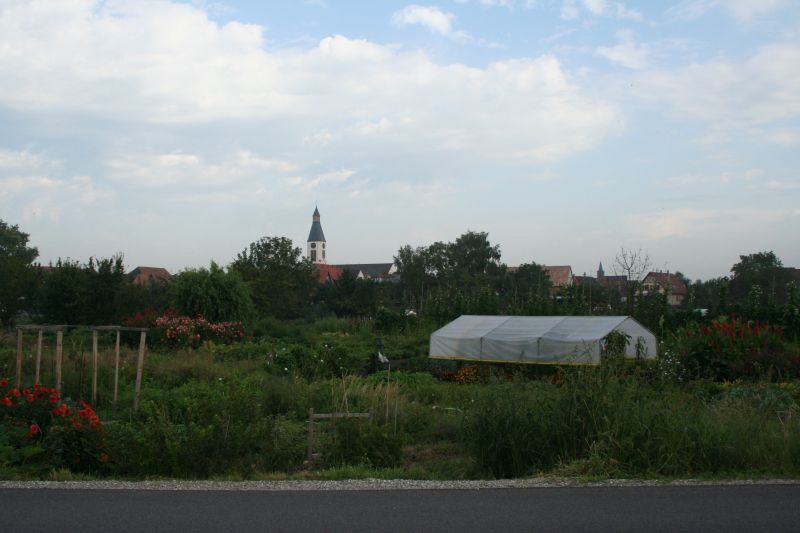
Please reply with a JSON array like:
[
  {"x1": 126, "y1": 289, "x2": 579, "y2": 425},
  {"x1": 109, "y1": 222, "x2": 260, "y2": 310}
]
[
  {"x1": 391, "y1": 5, "x2": 468, "y2": 41},
  {"x1": 0, "y1": 149, "x2": 53, "y2": 170},
  {"x1": 0, "y1": 1, "x2": 620, "y2": 167},
  {"x1": 638, "y1": 43, "x2": 800, "y2": 138},
  {"x1": 596, "y1": 30, "x2": 650, "y2": 69},
  {"x1": 561, "y1": 0, "x2": 579, "y2": 19},
  {"x1": 582, "y1": 0, "x2": 607, "y2": 15},
  {"x1": 670, "y1": 0, "x2": 788, "y2": 22},
  {"x1": 628, "y1": 207, "x2": 800, "y2": 241},
  {"x1": 615, "y1": 3, "x2": 643, "y2": 21},
  {"x1": 562, "y1": 0, "x2": 641, "y2": 20}
]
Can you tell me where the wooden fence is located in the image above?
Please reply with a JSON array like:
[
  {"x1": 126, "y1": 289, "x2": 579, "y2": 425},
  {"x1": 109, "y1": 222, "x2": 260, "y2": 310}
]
[{"x1": 14, "y1": 325, "x2": 149, "y2": 410}]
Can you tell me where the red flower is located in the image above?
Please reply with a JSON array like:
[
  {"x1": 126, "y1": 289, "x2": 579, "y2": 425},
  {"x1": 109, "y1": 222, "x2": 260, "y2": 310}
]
[
  {"x1": 26, "y1": 424, "x2": 39, "y2": 438},
  {"x1": 26, "y1": 394, "x2": 34, "y2": 403},
  {"x1": 11, "y1": 388, "x2": 21, "y2": 397},
  {"x1": 0, "y1": 378, "x2": 7, "y2": 387},
  {"x1": 100, "y1": 453, "x2": 109, "y2": 463},
  {"x1": 1, "y1": 397, "x2": 12, "y2": 407}
]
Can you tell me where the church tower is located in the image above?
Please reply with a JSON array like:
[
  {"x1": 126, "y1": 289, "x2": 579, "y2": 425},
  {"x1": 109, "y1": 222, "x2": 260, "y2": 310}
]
[
  {"x1": 307, "y1": 206, "x2": 326, "y2": 264},
  {"x1": 597, "y1": 262, "x2": 605, "y2": 279}
]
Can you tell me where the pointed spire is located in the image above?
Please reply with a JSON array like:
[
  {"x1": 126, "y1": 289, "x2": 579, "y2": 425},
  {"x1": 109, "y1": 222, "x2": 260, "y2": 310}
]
[{"x1": 308, "y1": 206, "x2": 325, "y2": 242}]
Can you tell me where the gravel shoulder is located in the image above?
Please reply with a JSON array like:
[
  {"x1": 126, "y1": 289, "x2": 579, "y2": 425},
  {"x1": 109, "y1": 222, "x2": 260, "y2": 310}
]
[{"x1": 1, "y1": 478, "x2": 799, "y2": 491}]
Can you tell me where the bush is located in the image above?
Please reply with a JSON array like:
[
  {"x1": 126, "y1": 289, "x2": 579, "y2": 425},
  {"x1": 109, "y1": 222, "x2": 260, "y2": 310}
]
[
  {"x1": 0, "y1": 378, "x2": 108, "y2": 475},
  {"x1": 669, "y1": 316, "x2": 797, "y2": 380},
  {"x1": 318, "y1": 417, "x2": 402, "y2": 468},
  {"x1": 106, "y1": 377, "x2": 306, "y2": 477},
  {"x1": 153, "y1": 312, "x2": 245, "y2": 349}
]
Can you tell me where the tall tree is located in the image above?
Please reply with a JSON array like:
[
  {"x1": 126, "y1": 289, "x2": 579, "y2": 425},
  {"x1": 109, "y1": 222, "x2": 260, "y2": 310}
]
[
  {"x1": 171, "y1": 262, "x2": 252, "y2": 322},
  {"x1": 230, "y1": 236, "x2": 316, "y2": 319},
  {"x1": 0, "y1": 220, "x2": 39, "y2": 326}
]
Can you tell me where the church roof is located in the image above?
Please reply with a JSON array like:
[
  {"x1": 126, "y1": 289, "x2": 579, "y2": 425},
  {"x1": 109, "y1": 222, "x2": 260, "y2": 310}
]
[
  {"x1": 307, "y1": 222, "x2": 325, "y2": 242},
  {"x1": 307, "y1": 207, "x2": 325, "y2": 242}
]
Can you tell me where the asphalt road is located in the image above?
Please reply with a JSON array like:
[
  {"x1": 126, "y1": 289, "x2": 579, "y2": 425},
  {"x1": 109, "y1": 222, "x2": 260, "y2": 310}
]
[{"x1": 2, "y1": 484, "x2": 800, "y2": 532}]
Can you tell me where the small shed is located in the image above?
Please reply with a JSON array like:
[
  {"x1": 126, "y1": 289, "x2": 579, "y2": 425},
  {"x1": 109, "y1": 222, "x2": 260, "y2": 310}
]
[{"x1": 429, "y1": 315, "x2": 657, "y2": 365}]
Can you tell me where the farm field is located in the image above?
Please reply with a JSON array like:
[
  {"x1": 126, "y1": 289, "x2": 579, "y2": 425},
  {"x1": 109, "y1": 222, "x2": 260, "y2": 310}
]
[{"x1": 2, "y1": 317, "x2": 800, "y2": 482}]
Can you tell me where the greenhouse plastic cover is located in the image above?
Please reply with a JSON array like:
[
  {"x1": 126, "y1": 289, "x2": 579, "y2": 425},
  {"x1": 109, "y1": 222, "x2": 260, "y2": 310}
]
[{"x1": 429, "y1": 315, "x2": 657, "y2": 364}]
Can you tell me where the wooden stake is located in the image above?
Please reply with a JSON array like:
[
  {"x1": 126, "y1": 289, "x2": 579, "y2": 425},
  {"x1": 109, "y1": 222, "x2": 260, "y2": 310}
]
[
  {"x1": 307, "y1": 408, "x2": 315, "y2": 464},
  {"x1": 55, "y1": 330, "x2": 63, "y2": 395},
  {"x1": 35, "y1": 330, "x2": 43, "y2": 385},
  {"x1": 113, "y1": 329, "x2": 121, "y2": 404},
  {"x1": 133, "y1": 331, "x2": 146, "y2": 411},
  {"x1": 91, "y1": 329, "x2": 98, "y2": 405},
  {"x1": 15, "y1": 328, "x2": 23, "y2": 386}
]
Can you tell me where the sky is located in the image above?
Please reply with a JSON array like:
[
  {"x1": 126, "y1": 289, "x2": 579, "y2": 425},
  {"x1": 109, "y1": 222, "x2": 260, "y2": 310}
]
[{"x1": 1, "y1": 0, "x2": 799, "y2": 282}]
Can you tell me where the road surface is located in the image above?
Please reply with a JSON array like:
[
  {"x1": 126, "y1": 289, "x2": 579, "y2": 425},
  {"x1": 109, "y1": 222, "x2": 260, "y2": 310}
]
[{"x1": 2, "y1": 483, "x2": 799, "y2": 532}]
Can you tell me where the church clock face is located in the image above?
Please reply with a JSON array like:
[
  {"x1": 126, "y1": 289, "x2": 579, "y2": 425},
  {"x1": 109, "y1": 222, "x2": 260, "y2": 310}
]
[{"x1": 310, "y1": 243, "x2": 316, "y2": 249}]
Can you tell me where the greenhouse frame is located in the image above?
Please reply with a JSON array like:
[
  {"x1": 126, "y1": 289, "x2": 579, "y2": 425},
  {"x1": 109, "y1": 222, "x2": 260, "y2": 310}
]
[{"x1": 429, "y1": 315, "x2": 657, "y2": 365}]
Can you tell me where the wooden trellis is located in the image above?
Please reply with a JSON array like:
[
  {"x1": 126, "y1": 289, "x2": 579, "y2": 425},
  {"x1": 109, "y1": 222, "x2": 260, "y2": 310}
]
[{"x1": 14, "y1": 325, "x2": 149, "y2": 410}]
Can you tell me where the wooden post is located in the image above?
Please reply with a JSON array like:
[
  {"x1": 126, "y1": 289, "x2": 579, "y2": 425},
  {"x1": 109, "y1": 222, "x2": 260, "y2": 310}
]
[
  {"x1": 35, "y1": 330, "x2": 43, "y2": 385},
  {"x1": 113, "y1": 329, "x2": 121, "y2": 404},
  {"x1": 91, "y1": 329, "x2": 98, "y2": 405},
  {"x1": 133, "y1": 331, "x2": 146, "y2": 411},
  {"x1": 307, "y1": 408, "x2": 315, "y2": 464},
  {"x1": 15, "y1": 328, "x2": 23, "y2": 386},
  {"x1": 55, "y1": 330, "x2": 63, "y2": 395}
]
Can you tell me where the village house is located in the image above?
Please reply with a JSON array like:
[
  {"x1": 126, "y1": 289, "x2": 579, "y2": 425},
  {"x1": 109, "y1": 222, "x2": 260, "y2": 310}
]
[{"x1": 641, "y1": 272, "x2": 688, "y2": 307}]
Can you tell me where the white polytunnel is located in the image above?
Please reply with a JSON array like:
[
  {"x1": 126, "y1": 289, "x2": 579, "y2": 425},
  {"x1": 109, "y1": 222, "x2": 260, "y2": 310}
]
[{"x1": 429, "y1": 315, "x2": 657, "y2": 365}]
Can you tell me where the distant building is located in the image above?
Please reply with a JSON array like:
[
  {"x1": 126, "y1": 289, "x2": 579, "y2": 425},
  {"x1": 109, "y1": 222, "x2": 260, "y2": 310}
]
[
  {"x1": 543, "y1": 265, "x2": 574, "y2": 289},
  {"x1": 129, "y1": 266, "x2": 172, "y2": 286},
  {"x1": 641, "y1": 271, "x2": 688, "y2": 307},
  {"x1": 305, "y1": 207, "x2": 397, "y2": 283},
  {"x1": 337, "y1": 263, "x2": 397, "y2": 280},
  {"x1": 307, "y1": 206, "x2": 327, "y2": 265}
]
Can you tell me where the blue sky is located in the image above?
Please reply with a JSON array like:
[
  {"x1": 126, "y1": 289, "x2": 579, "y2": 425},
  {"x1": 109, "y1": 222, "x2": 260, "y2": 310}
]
[{"x1": 1, "y1": 0, "x2": 798, "y2": 281}]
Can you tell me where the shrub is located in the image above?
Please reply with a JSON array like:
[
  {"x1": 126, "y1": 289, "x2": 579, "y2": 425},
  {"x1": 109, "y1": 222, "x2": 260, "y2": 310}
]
[
  {"x1": 0, "y1": 378, "x2": 108, "y2": 475},
  {"x1": 318, "y1": 417, "x2": 402, "y2": 468},
  {"x1": 153, "y1": 312, "x2": 245, "y2": 349},
  {"x1": 669, "y1": 316, "x2": 796, "y2": 380},
  {"x1": 106, "y1": 377, "x2": 306, "y2": 477}
]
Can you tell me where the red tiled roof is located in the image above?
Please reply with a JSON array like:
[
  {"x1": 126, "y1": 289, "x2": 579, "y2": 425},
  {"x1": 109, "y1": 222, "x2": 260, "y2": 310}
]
[
  {"x1": 129, "y1": 266, "x2": 172, "y2": 286},
  {"x1": 642, "y1": 272, "x2": 687, "y2": 295},
  {"x1": 543, "y1": 265, "x2": 573, "y2": 287},
  {"x1": 315, "y1": 263, "x2": 343, "y2": 283}
]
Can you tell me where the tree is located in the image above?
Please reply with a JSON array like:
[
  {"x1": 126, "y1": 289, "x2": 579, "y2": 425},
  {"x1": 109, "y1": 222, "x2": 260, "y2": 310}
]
[
  {"x1": 0, "y1": 220, "x2": 39, "y2": 326},
  {"x1": 171, "y1": 262, "x2": 252, "y2": 322},
  {"x1": 613, "y1": 246, "x2": 651, "y2": 314},
  {"x1": 449, "y1": 231, "x2": 502, "y2": 278},
  {"x1": 730, "y1": 251, "x2": 792, "y2": 308},
  {"x1": 230, "y1": 236, "x2": 316, "y2": 319}
]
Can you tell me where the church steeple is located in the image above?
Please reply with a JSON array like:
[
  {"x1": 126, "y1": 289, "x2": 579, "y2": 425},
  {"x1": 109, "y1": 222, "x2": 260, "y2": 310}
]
[
  {"x1": 597, "y1": 261, "x2": 605, "y2": 279},
  {"x1": 307, "y1": 206, "x2": 326, "y2": 264}
]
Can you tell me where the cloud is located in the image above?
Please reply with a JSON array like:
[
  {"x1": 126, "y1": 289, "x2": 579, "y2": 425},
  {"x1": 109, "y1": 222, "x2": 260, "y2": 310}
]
[
  {"x1": 0, "y1": 149, "x2": 48, "y2": 170},
  {"x1": 391, "y1": 5, "x2": 469, "y2": 41},
  {"x1": 637, "y1": 43, "x2": 800, "y2": 139},
  {"x1": 596, "y1": 30, "x2": 650, "y2": 69},
  {"x1": 0, "y1": 1, "x2": 620, "y2": 165},
  {"x1": 582, "y1": 0, "x2": 607, "y2": 15},
  {"x1": 670, "y1": 0, "x2": 788, "y2": 22},
  {"x1": 561, "y1": 0, "x2": 641, "y2": 20},
  {"x1": 561, "y1": 0, "x2": 579, "y2": 20},
  {"x1": 628, "y1": 207, "x2": 800, "y2": 241}
]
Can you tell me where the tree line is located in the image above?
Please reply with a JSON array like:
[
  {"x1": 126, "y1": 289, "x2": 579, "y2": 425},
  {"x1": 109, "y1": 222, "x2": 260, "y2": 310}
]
[{"x1": 1, "y1": 219, "x2": 797, "y2": 339}]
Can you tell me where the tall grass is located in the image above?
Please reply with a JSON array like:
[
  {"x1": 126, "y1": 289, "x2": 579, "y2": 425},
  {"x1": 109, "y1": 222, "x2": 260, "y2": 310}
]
[{"x1": 462, "y1": 368, "x2": 800, "y2": 478}]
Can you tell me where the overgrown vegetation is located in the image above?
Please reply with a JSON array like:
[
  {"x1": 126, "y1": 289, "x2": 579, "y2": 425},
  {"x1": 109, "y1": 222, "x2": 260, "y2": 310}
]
[{"x1": 3, "y1": 217, "x2": 800, "y2": 480}]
